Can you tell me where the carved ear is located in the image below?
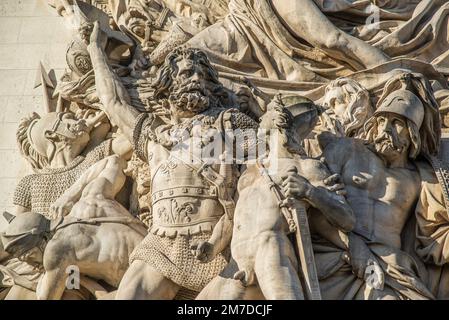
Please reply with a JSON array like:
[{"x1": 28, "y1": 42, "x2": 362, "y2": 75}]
[{"x1": 3, "y1": 212, "x2": 15, "y2": 224}]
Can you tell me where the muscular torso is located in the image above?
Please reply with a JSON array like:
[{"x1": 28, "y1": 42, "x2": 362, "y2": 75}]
[
  {"x1": 324, "y1": 139, "x2": 421, "y2": 249},
  {"x1": 233, "y1": 156, "x2": 333, "y2": 246}
]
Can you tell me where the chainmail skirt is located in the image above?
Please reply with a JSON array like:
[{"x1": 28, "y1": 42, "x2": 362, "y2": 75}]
[{"x1": 130, "y1": 232, "x2": 229, "y2": 293}]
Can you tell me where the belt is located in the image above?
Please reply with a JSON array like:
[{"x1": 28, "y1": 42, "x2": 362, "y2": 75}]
[{"x1": 152, "y1": 186, "x2": 217, "y2": 204}]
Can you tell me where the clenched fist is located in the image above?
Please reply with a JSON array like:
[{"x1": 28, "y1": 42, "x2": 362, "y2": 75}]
[{"x1": 281, "y1": 166, "x2": 313, "y2": 200}]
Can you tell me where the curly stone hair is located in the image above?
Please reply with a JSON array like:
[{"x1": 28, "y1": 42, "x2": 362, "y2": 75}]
[
  {"x1": 260, "y1": 96, "x2": 303, "y2": 155},
  {"x1": 151, "y1": 47, "x2": 234, "y2": 108},
  {"x1": 323, "y1": 77, "x2": 373, "y2": 137}
]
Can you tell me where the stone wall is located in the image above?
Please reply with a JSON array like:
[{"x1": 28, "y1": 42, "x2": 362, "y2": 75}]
[{"x1": 0, "y1": 0, "x2": 71, "y2": 227}]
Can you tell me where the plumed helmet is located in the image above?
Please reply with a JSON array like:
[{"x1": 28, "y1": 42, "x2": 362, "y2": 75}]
[
  {"x1": 374, "y1": 90, "x2": 425, "y2": 129},
  {"x1": 26, "y1": 112, "x2": 60, "y2": 159},
  {"x1": 0, "y1": 211, "x2": 50, "y2": 257}
]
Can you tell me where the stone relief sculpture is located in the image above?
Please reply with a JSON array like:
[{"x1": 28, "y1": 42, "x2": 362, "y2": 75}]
[
  {"x1": 319, "y1": 78, "x2": 373, "y2": 139},
  {"x1": 304, "y1": 77, "x2": 374, "y2": 157},
  {"x1": 0, "y1": 105, "x2": 133, "y2": 298},
  {"x1": 314, "y1": 73, "x2": 441, "y2": 300},
  {"x1": 196, "y1": 96, "x2": 355, "y2": 300},
  {"x1": 87, "y1": 22, "x2": 257, "y2": 299},
  {"x1": 3, "y1": 0, "x2": 449, "y2": 300},
  {"x1": 39, "y1": 154, "x2": 145, "y2": 300}
]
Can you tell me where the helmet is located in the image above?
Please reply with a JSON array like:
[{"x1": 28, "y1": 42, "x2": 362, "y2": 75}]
[
  {"x1": 281, "y1": 95, "x2": 322, "y2": 140},
  {"x1": 0, "y1": 212, "x2": 50, "y2": 257},
  {"x1": 374, "y1": 90, "x2": 424, "y2": 128},
  {"x1": 66, "y1": 40, "x2": 92, "y2": 77}
]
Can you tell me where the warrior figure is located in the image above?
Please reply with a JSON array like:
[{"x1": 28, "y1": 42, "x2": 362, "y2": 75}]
[{"x1": 88, "y1": 21, "x2": 258, "y2": 299}]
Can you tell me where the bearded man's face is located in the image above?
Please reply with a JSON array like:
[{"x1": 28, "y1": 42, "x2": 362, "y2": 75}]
[
  {"x1": 168, "y1": 58, "x2": 211, "y2": 117},
  {"x1": 323, "y1": 86, "x2": 348, "y2": 122},
  {"x1": 373, "y1": 113, "x2": 411, "y2": 163}
]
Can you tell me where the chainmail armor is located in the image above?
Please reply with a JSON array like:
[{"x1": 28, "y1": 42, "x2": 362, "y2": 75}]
[
  {"x1": 12, "y1": 175, "x2": 33, "y2": 210},
  {"x1": 129, "y1": 108, "x2": 257, "y2": 292},
  {"x1": 13, "y1": 140, "x2": 113, "y2": 218},
  {"x1": 228, "y1": 110, "x2": 259, "y2": 131},
  {"x1": 130, "y1": 232, "x2": 229, "y2": 292},
  {"x1": 132, "y1": 112, "x2": 155, "y2": 162}
]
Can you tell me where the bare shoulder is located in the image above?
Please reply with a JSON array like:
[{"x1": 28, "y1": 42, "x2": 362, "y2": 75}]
[{"x1": 317, "y1": 131, "x2": 357, "y2": 152}]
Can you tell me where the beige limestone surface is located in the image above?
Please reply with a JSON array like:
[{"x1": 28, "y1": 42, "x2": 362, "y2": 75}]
[{"x1": 0, "y1": 0, "x2": 71, "y2": 228}]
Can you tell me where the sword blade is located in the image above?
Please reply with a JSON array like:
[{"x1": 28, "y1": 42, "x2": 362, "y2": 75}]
[{"x1": 291, "y1": 200, "x2": 322, "y2": 300}]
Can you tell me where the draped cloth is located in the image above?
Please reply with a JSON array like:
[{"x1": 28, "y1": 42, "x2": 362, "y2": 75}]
[
  {"x1": 313, "y1": 236, "x2": 433, "y2": 300},
  {"x1": 186, "y1": 0, "x2": 449, "y2": 100},
  {"x1": 415, "y1": 158, "x2": 449, "y2": 299},
  {"x1": 188, "y1": 0, "x2": 339, "y2": 88},
  {"x1": 316, "y1": 0, "x2": 449, "y2": 75}
]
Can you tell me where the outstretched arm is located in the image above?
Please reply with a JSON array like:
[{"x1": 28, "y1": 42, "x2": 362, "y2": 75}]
[
  {"x1": 87, "y1": 21, "x2": 139, "y2": 143},
  {"x1": 271, "y1": 0, "x2": 389, "y2": 70}
]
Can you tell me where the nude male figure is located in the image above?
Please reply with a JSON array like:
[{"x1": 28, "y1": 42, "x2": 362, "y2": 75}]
[
  {"x1": 195, "y1": 97, "x2": 355, "y2": 300},
  {"x1": 314, "y1": 86, "x2": 437, "y2": 300}
]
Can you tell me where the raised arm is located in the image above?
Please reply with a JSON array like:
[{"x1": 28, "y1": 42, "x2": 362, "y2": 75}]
[{"x1": 87, "y1": 21, "x2": 139, "y2": 143}]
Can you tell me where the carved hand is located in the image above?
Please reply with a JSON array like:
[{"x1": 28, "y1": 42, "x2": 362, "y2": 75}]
[
  {"x1": 190, "y1": 241, "x2": 216, "y2": 263},
  {"x1": 323, "y1": 173, "x2": 347, "y2": 196},
  {"x1": 281, "y1": 167, "x2": 313, "y2": 201},
  {"x1": 345, "y1": 233, "x2": 385, "y2": 290},
  {"x1": 48, "y1": 196, "x2": 75, "y2": 221},
  {"x1": 236, "y1": 86, "x2": 264, "y2": 119}
]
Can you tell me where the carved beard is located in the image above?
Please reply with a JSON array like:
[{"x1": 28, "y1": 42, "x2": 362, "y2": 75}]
[
  {"x1": 373, "y1": 132, "x2": 409, "y2": 162},
  {"x1": 168, "y1": 81, "x2": 211, "y2": 115}
]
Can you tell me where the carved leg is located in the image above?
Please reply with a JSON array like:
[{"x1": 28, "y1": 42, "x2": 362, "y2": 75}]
[
  {"x1": 254, "y1": 233, "x2": 304, "y2": 300},
  {"x1": 197, "y1": 260, "x2": 248, "y2": 300},
  {"x1": 270, "y1": 0, "x2": 389, "y2": 69},
  {"x1": 36, "y1": 267, "x2": 69, "y2": 300},
  {"x1": 196, "y1": 275, "x2": 246, "y2": 300},
  {"x1": 4, "y1": 285, "x2": 36, "y2": 300},
  {"x1": 116, "y1": 260, "x2": 180, "y2": 300},
  {"x1": 37, "y1": 240, "x2": 76, "y2": 300}
]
